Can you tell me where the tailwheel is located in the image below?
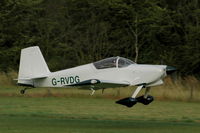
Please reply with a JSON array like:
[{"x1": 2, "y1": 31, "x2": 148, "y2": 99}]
[
  {"x1": 20, "y1": 88, "x2": 30, "y2": 94},
  {"x1": 20, "y1": 89, "x2": 25, "y2": 94},
  {"x1": 137, "y1": 95, "x2": 154, "y2": 105}
]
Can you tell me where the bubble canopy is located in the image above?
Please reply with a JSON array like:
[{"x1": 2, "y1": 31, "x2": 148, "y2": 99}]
[{"x1": 93, "y1": 57, "x2": 135, "y2": 69}]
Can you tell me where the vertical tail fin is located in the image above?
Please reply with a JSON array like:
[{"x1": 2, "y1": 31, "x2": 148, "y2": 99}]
[{"x1": 18, "y1": 46, "x2": 50, "y2": 86}]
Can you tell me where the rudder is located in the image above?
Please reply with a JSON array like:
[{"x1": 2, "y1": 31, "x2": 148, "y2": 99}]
[{"x1": 18, "y1": 46, "x2": 50, "y2": 86}]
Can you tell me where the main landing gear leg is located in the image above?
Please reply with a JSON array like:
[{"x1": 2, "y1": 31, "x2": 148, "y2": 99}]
[
  {"x1": 116, "y1": 85, "x2": 154, "y2": 107},
  {"x1": 144, "y1": 87, "x2": 150, "y2": 98},
  {"x1": 131, "y1": 85, "x2": 144, "y2": 98},
  {"x1": 116, "y1": 85, "x2": 144, "y2": 108}
]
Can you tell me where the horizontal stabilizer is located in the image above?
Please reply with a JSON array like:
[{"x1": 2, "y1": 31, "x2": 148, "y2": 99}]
[{"x1": 15, "y1": 74, "x2": 49, "y2": 81}]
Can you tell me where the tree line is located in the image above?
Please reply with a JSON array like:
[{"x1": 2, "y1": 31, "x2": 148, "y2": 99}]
[{"x1": 0, "y1": 0, "x2": 199, "y2": 77}]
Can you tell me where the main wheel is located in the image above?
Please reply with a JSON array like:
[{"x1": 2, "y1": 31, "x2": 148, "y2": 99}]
[
  {"x1": 116, "y1": 97, "x2": 137, "y2": 107},
  {"x1": 137, "y1": 95, "x2": 154, "y2": 105}
]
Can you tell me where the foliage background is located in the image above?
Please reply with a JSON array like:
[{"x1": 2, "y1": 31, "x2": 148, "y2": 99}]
[{"x1": 0, "y1": 0, "x2": 199, "y2": 76}]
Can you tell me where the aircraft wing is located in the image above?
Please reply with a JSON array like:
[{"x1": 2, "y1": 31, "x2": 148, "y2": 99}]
[{"x1": 65, "y1": 79, "x2": 130, "y2": 89}]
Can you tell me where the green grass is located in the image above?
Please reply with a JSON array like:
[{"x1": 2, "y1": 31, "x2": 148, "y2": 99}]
[
  {"x1": 0, "y1": 72, "x2": 200, "y2": 132},
  {"x1": 0, "y1": 96, "x2": 200, "y2": 133},
  {"x1": 1, "y1": 115, "x2": 200, "y2": 133}
]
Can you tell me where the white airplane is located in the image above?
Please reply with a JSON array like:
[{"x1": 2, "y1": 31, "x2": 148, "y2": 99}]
[{"x1": 17, "y1": 46, "x2": 176, "y2": 107}]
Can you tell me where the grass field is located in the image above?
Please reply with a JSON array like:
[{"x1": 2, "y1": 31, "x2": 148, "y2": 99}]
[
  {"x1": 0, "y1": 96, "x2": 200, "y2": 133},
  {"x1": 0, "y1": 73, "x2": 200, "y2": 133}
]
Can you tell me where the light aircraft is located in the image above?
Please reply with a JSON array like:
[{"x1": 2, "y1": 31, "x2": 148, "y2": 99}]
[{"x1": 17, "y1": 46, "x2": 176, "y2": 107}]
